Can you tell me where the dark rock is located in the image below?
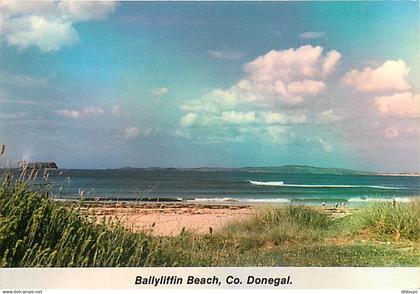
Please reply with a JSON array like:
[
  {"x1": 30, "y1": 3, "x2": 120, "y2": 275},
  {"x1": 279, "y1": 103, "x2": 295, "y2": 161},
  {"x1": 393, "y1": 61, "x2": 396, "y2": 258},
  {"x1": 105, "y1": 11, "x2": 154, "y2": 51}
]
[{"x1": 24, "y1": 162, "x2": 58, "y2": 169}]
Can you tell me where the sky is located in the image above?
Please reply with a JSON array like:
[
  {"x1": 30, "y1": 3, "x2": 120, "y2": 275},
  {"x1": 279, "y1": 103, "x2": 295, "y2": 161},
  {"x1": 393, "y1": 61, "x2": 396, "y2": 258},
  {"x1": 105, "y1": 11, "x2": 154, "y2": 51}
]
[{"x1": 0, "y1": 1, "x2": 419, "y2": 172}]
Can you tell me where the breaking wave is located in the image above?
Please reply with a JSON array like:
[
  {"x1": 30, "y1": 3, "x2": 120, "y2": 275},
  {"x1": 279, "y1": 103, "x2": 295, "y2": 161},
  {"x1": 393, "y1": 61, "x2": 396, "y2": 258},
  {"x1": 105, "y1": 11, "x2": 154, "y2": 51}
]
[
  {"x1": 249, "y1": 180, "x2": 404, "y2": 190},
  {"x1": 249, "y1": 181, "x2": 284, "y2": 186}
]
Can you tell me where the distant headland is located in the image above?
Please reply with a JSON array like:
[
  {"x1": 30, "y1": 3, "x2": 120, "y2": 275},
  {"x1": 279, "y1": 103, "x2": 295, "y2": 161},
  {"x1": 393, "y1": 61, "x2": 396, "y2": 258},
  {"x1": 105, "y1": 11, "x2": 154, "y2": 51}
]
[
  {"x1": 18, "y1": 161, "x2": 58, "y2": 169},
  {"x1": 116, "y1": 165, "x2": 419, "y2": 176}
]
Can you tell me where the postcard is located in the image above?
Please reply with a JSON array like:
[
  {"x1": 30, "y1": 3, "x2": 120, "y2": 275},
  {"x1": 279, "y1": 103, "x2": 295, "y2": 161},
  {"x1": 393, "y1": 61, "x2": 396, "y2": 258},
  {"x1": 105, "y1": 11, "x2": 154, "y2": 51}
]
[{"x1": 0, "y1": 0, "x2": 419, "y2": 292}]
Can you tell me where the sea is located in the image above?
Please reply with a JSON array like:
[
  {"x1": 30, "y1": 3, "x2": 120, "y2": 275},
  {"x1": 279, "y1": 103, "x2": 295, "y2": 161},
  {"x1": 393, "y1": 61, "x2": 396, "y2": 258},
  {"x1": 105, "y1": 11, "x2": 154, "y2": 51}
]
[{"x1": 17, "y1": 168, "x2": 420, "y2": 206}]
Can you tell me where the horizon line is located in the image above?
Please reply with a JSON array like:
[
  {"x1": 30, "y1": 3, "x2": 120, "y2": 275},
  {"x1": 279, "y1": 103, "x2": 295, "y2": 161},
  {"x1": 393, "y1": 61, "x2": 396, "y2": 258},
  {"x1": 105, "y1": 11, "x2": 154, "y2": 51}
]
[{"x1": 2, "y1": 164, "x2": 419, "y2": 175}]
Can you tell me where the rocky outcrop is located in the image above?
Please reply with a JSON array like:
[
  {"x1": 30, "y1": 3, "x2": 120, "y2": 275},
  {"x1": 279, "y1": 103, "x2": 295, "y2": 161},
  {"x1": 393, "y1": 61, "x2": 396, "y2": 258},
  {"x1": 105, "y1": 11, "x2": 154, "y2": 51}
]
[{"x1": 21, "y1": 162, "x2": 58, "y2": 169}]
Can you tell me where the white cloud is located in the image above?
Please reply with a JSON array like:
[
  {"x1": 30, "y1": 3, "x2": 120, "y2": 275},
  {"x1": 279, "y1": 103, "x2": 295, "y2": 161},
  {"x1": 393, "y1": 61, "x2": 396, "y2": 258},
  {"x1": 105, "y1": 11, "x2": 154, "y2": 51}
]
[
  {"x1": 3, "y1": 15, "x2": 78, "y2": 52},
  {"x1": 239, "y1": 45, "x2": 341, "y2": 104},
  {"x1": 174, "y1": 129, "x2": 192, "y2": 139},
  {"x1": 262, "y1": 111, "x2": 307, "y2": 124},
  {"x1": 82, "y1": 106, "x2": 104, "y2": 115},
  {"x1": 55, "y1": 109, "x2": 81, "y2": 119},
  {"x1": 287, "y1": 80, "x2": 326, "y2": 96},
  {"x1": 322, "y1": 50, "x2": 342, "y2": 77},
  {"x1": 317, "y1": 109, "x2": 342, "y2": 123},
  {"x1": 317, "y1": 138, "x2": 333, "y2": 152},
  {"x1": 381, "y1": 125, "x2": 419, "y2": 140},
  {"x1": 179, "y1": 45, "x2": 341, "y2": 144},
  {"x1": 0, "y1": 1, "x2": 116, "y2": 52},
  {"x1": 384, "y1": 126, "x2": 399, "y2": 139},
  {"x1": 0, "y1": 112, "x2": 29, "y2": 119},
  {"x1": 0, "y1": 72, "x2": 47, "y2": 88},
  {"x1": 298, "y1": 31, "x2": 326, "y2": 39},
  {"x1": 208, "y1": 49, "x2": 245, "y2": 60},
  {"x1": 122, "y1": 126, "x2": 158, "y2": 139},
  {"x1": 243, "y1": 45, "x2": 340, "y2": 84},
  {"x1": 57, "y1": 1, "x2": 117, "y2": 21},
  {"x1": 374, "y1": 92, "x2": 420, "y2": 118},
  {"x1": 0, "y1": 2, "x2": 57, "y2": 19},
  {"x1": 123, "y1": 127, "x2": 140, "y2": 139},
  {"x1": 342, "y1": 60, "x2": 411, "y2": 93},
  {"x1": 54, "y1": 106, "x2": 105, "y2": 119},
  {"x1": 220, "y1": 111, "x2": 256, "y2": 124},
  {"x1": 176, "y1": 124, "x2": 292, "y2": 145},
  {"x1": 182, "y1": 45, "x2": 341, "y2": 114},
  {"x1": 180, "y1": 113, "x2": 198, "y2": 128},
  {"x1": 151, "y1": 87, "x2": 169, "y2": 96},
  {"x1": 181, "y1": 88, "x2": 238, "y2": 113},
  {"x1": 180, "y1": 111, "x2": 306, "y2": 129},
  {"x1": 266, "y1": 126, "x2": 288, "y2": 144},
  {"x1": 111, "y1": 105, "x2": 122, "y2": 116}
]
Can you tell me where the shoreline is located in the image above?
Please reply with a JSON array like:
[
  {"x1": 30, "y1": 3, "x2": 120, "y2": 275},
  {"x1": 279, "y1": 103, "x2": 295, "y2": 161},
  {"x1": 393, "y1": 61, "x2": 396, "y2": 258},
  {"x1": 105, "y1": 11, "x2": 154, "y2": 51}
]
[
  {"x1": 55, "y1": 197, "x2": 418, "y2": 237},
  {"x1": 54, "y1": 195, "x2": 419, "y2": 207}
]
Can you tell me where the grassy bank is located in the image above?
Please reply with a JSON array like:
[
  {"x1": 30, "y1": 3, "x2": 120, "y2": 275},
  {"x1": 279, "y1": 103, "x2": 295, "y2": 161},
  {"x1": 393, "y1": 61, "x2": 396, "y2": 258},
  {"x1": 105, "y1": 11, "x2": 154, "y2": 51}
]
[{"x1": 0, "y1": 178, "x2": 419, "y2": 267}]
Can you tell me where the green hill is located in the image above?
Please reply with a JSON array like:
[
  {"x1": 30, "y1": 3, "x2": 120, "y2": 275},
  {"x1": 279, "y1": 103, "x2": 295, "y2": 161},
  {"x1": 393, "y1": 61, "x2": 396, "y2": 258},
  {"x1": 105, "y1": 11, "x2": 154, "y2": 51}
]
[
  {"x1": 188, "y1": 165, "x2": 371, "y2": 175},
  {"x1": 240, "y1": 165, "x2": 371, "y2": 175}
]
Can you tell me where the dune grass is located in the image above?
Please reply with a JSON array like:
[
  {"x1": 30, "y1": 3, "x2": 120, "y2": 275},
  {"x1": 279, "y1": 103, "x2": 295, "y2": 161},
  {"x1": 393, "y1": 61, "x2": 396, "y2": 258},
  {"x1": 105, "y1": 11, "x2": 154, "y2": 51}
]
[
  {"x1": 179, "y1": 203, "x2": 419, "y2": 266},
  {"x1": 0, "y1": 176, "x2": 419, "y2": 267},
  {"x1": 348, "y1": 201, "x2": 419, "y2": 241},
  {"x1": 0, "y1": 178, "x2": 187, "y2": 267}
]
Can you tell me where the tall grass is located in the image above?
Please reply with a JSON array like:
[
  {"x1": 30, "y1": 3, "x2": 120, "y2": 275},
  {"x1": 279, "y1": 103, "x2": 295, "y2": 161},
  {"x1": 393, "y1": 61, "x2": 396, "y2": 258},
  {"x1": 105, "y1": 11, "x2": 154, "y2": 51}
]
[
  {"x1": 0, "y1": 176, "x2": 184, "y2": 267},
  {"x1": 346, "y1": 201, "x2": 420, "y2": 241},
  {"x1": 219, "y1": 205, "x2": 332, "y2": 251}
]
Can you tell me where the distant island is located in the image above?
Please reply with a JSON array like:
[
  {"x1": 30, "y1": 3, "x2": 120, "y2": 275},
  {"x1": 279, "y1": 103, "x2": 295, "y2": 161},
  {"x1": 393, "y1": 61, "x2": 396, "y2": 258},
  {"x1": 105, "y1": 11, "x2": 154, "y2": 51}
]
[{"x1": 116, "y1": 165, "x2": 419, "y2": 176}]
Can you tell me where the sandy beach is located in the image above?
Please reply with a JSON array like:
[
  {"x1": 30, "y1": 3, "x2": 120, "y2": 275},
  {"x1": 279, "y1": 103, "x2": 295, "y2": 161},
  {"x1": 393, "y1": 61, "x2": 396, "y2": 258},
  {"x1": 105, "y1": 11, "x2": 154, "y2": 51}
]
[
  {"x1": 83, "y1": 202, "x2": 253, "y2": 236},
  {"x1": 79, "y1": 202, "x2": 353, "y2": 236},
  {"x1": 3, "y1": 182, "x2": 419, "y2": 268}
]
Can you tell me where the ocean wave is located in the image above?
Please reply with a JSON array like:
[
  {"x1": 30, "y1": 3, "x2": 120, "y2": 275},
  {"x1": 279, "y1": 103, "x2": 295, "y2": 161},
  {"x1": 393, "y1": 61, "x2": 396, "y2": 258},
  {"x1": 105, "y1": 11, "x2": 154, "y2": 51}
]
[
  {"x1": 249, "y1": 180, "x2": 404, "y2": 190},
  {"x1": 347, "y1": 197, "x2": 414, "y2": 203},
  {"x1": 249, "y1": 180, "x2": 284, "y2": 186}
]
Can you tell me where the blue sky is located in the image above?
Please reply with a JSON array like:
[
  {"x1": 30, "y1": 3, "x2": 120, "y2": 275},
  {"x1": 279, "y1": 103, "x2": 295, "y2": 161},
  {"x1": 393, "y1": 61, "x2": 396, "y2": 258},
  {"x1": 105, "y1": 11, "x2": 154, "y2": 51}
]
[{"x1": 0, "y1": 1, "x2": 419, "y2": 172}]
